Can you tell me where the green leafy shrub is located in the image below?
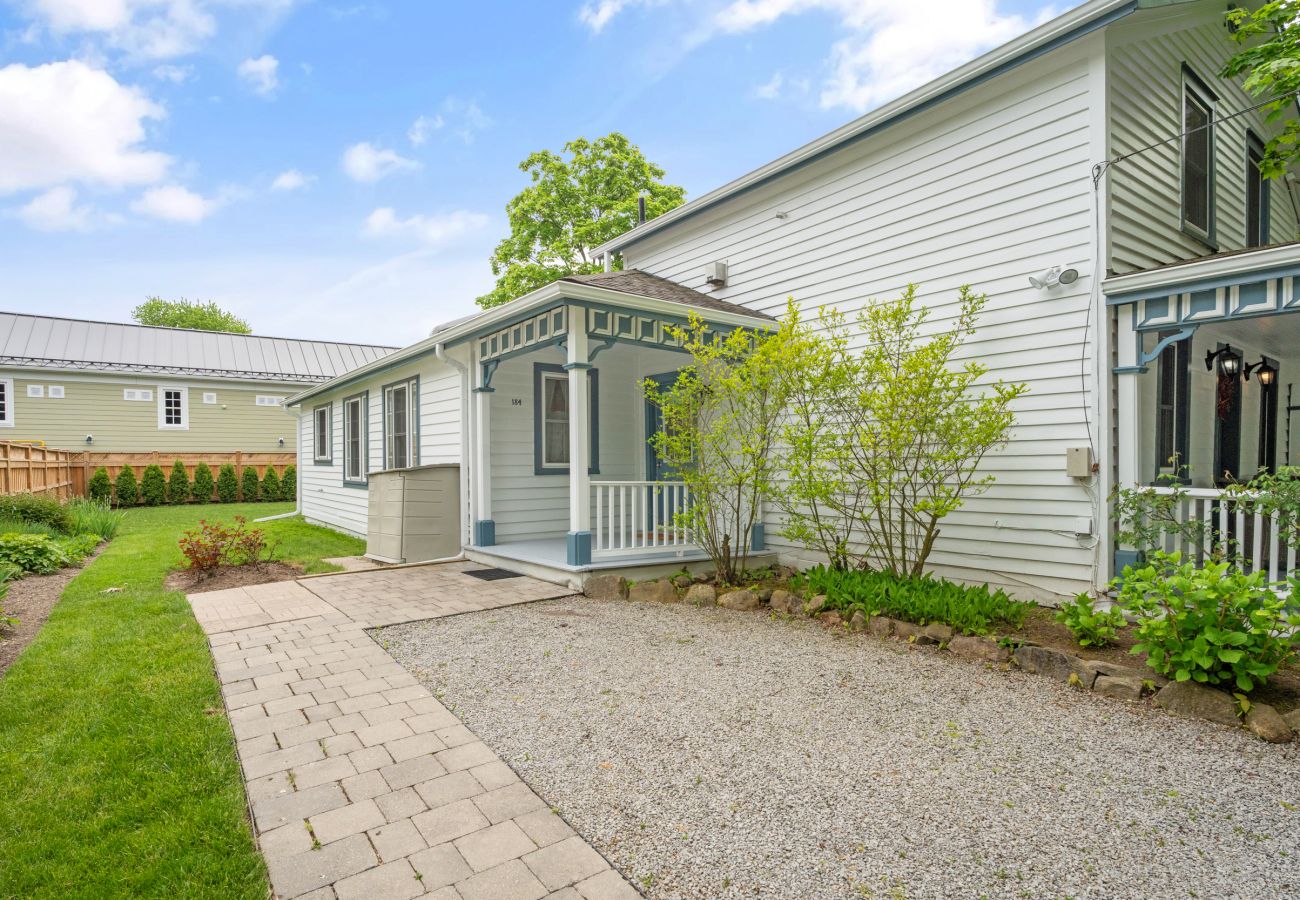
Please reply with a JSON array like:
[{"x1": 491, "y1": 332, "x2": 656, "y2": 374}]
[
  {"x1": 282, "y1": 464, "x2": 296, "y2": 502},
  {"x1": 87, "y1": 467, "x2": 112, "y2": 504},
  {"x1": 166, "y1": 460, "x2": 190, "y2": 505},
  {"x1": 1055, "y1": 593, "x2": 1127, "y2": 648},
  {"x1": 140, "y1": 464, "x2": 167, "y2": 506},
  {"x1": 261, "y1": 467, "x2": 281, "y2": 502},
  {"x1": 240, "y1": 467, "x2": 260, "y2": 502},
  {"x1": 114, "y1": 466, "x2": 139, "y2": 507},
  {"x1": 216, "y1": 464, "x2": 238, "y2": 503},
  {"x1": 1116, "y1": 552, "x2": 1300, "y2": 692},
  {"x1": 792, "y1": 564, "x2": 1033, "y2": 635},
  {"x1": 191, "y1": 462, "x2": 215, "y2": 503},
  {"x1": 57, "y1": 533, "x2": 101, "y2": 563},
  {"x1": 0, "y1": 493, "x2": 73, "y2": 533},
  {"x1": 0, "y1": 533, "x2": 71, "y2": 575},
  {"x1": 66, "y1": 498, "x2": 124, "y2": 541}
]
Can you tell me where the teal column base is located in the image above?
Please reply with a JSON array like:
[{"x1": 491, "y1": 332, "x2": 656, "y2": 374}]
[
  {"x1": 567, "y1": 531, "x2": 592, "y2": 566},
  {"x1": 750, "y1": 523, "x2": 765, "y2": 551},
  {"x1": 474, "y1": 519, "x2": 496, "y2": 547},
  {"x1": 1114, "y1": 548, "x2": 1143, "y2": 578}
]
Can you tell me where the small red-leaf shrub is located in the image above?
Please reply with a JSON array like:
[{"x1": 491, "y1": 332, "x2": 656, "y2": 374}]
[{"x1": 178, "y1": 516, "x2": 278, "y2": 577}]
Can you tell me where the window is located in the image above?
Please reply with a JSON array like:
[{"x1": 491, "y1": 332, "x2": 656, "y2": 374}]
[
  {"x1": 158, "y1": 386, "x2": 187, "y2": 429},
  {"x1": 47, "y1": 386, "x2": 64, "y2": 399},
  {"x1": 0, "y1": 379, "x2": 12, "y2": 427},
  {"x1": 1247, "y1": 132, "x2": 1269, "y2": 248},
  {"x1": 256, "y1": 395, "x2": 285, "y2": 407},
  {"x1": 202, "y1": 392, "x2": 217, "y2": 404},
  {"x1": 313, "y1": 404, "x2": 332, "y2": 464},
  {"x1": 383, "y1": 378, "x2": 418, "y2": 470},
  {"x1": 1154, "y1": 332, "x2": 1191, "y2": 480},
  {"x1": 123, "y1": 389, "x2": 153, "y2": 402},
  {"x1": 533, "y1": 363, "x2": 598, "y2": 475},
  {"x1": 342, "y1": 393, "x2": 367, "y2": 484},
  {"x1": 1181, "y1": 68, "x2": 1216, "y2": 242},
  {"x1": 1259, "y1": 361, "x2": 1280, "y2": 472},
  {"x1": 26, "y1": 385, "x2": 43, "y2": 398}
]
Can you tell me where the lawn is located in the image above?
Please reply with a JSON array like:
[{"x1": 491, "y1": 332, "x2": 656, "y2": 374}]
[{"x1": 0, "y1": 502, "x2": 364, "y2": 899}]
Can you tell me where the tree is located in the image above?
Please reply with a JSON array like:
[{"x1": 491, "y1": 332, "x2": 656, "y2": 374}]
[
  {"x1": 261, "y1": 467, "x2": 282, "y2": 502},
  {"x1": 87, "y1": 467, "x2": 112, "y2": 505},
  {"x1": 216, "y1": 464, "x2": 239, "y2": 503},
  {"x1": 140, "y1": 464, "x2": 167, "y2": 506},
  {"x1": 476, "y1": 133, "x2": 686, "y2": 308},
  {"x1": 282, "y1": 464, "x2": 297, "y2": 502},
  {"x1": 132, "y1": 297, "x2": 251, "y2": 333},
  {"x1": 241, "y1": 467, "x2": 260, "y2": 502},
  {"x1": 167, "y1": 460, "x2": 190, "y2": 505},
  {"x1": 113, "y1": 466, "x2": 138, "y2": 507},
  {"x1": 1223, "y1": 3, "x2": 1300, "y2": 178},
  {"x1": 192, "y1": 462, "x2": 215, "y2": 503}
]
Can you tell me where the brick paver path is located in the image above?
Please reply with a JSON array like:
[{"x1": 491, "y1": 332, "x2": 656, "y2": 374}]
[{"x1": 190, "y1": 562, "x2": 639, "y2": 900}]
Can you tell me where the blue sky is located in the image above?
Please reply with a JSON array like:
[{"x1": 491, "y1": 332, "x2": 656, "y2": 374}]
[{"x1": 0, "y1": 0, "x2": 1057, "y2": 346}]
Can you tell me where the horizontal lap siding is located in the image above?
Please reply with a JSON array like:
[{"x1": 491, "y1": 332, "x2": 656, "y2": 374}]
[{"x1": 622, "y1": 40, "x2": 1102, "y2": 599}]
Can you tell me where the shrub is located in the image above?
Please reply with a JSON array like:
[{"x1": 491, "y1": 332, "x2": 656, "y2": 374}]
[
  {"x1": 261, "y1": 466, "x2": 282, "y2": 502},
  {"x1": 282, "y1": 464, "x2": 296, "y2": 502},
  {"x1": 66, "y1": 498, "x2": 124, "y2": 541},
  {"x1": 178, "y1": 516, "x2": 277, "y2": 576},
  {"x1": 167, "y1": 460, "x2": 190, "y2": 505},
  {"x1": 140, "y1": 465, "x2": 166, "y2": 506},
  {"x1": 114, "y1": 466, "x2": 139, "y2": 507},
  {"x1": 793, "y1": 564, "x2": 1033, "y2": 635},
  {"x1": 87, "y1": 467, "x2": 112, "y2": 504},
  {"x1": 1116, "y1": 552, "x2": 1300, "y2": 692},
  {"x1": 0, "y1": 493, "x2": 73, "y2": 533},
  {"x1": 192, "y1": 462, "x2": 215, "y2": 503},
  {"x1": 1055, "y1": 593, "x2": 1127, "y2": 649},
  {"x1": 0, "y1": 533, "x2": 71, "y2": 575},
  {"x1": 216, "y1": 464, "x2": 238, "y2": 503},
  {"x1": 57, "y1": 533, "x2": 101, "y2": 563},
  {"x1": 240, "y1": 467, "x2": 260, "y2": 502}
]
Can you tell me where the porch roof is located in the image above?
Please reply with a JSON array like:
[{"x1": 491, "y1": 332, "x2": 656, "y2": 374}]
[
  {"x1": 1103, "y1": 239, "x2": 1300, "y2": 306},
  {"x1": 558, "y1": 270, "x2": 776, "y2": 321}
]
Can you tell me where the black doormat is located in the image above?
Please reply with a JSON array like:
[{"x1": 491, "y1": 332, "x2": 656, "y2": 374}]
[{"x1": 463, "y1": 567, "x2": 523, "y2": 581}]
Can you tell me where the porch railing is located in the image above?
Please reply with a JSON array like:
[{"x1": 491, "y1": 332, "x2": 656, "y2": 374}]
[
  {"x1": 591, "y1": 480, "x2": 693, "y2": 557},
  {"x1": 1148, "y1": 486, "x2": 1297, "y2": 580}
]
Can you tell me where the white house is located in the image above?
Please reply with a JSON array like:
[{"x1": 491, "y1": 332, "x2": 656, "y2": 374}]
[{"x1": 287, "y1": 0, "x2": 1299, "y2": 599}]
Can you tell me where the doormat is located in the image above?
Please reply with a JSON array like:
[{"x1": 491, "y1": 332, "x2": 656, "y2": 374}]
[{"x1": 463, "y1": 567, "x2": 523, "y2": 581}]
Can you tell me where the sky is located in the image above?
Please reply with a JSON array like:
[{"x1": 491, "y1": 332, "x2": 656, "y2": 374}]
[{"x1": 0, "y1": 0, "x2": 1059, "y2": 348}]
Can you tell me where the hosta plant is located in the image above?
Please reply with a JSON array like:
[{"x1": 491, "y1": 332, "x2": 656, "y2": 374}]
[
  {"x1": 1116, "y1": 552, "x2": 1300, "y2": 692},
  {"x1": 0, "y1": 533, "x2": 71, "y2": 575},
  {"x1": 1055, "y1": 593, "x2": 1127, "y2": 648}
]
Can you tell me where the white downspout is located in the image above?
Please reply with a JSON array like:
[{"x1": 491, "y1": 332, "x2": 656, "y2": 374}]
[
  {"x1": 258, "y1": 400, "x2": 304, "y2": 523},
  {"x1": 434, "y1": 342, "x2": 473, "y2": 549}
]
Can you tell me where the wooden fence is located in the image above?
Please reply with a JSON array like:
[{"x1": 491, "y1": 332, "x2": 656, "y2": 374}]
[{"x1": 0, "y1": 443, "x2": 296, "y2": 501}]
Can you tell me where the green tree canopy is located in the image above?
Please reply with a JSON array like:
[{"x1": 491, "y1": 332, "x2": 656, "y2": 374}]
[
  {"x1": 476, "y1": 133, "x2": 686, "y2": 309},
  {"x1": 1224, "y1": 3, "x2": 1300, "y2": 178},
  {"x1": 132, "y1": 297, "x2": 252, "y2": 333}
]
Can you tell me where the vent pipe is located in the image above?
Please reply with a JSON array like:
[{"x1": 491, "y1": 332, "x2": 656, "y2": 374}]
[{"x1": 637, "y1": 195, "x2": 646, "y2": 226}]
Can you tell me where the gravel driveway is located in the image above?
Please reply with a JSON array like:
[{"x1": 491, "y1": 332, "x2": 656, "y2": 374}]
[{"x1": 380, "y1": 597, "x2": 1300, "y2": 900}]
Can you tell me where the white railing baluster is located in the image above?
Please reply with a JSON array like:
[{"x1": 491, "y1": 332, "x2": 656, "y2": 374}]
[
  {"x1": 587, "y1": 479, "x2": 706, "y2": 558},
  {"x1": 1252, "y1": 506, "x2": 1263, "y2": 575},
  {"x1": 1269, "y1": 512, "x2": 1280, "y2": 584}
]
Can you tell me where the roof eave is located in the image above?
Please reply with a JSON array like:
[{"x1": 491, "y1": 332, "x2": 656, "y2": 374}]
[{"x1": 1103, "y1": 243, "x2": 1300, "y2": 304}]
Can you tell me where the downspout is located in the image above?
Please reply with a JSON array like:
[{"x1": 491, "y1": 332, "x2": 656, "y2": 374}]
[
  {"x1": 434, "y1": 341, "x2": 473, "y2": 550},
  {"x1": 256, "y1": 399, "x2": 304, "y2": 523}
]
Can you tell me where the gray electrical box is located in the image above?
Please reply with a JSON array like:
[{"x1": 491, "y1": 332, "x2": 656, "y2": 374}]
[
  {"x1": 1065, "y1": 447, "x2": 1093, "y2": 478},
  {"x1": 366, "y1": 464, "x2": 461, "y2": 564}
]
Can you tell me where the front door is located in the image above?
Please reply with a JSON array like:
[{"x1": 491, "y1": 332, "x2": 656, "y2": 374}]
[
  {"x1": 644, "y1": 372, "x2": 683, "y2": 532},
  {"x1": 1215, "y1": 365, "x2": 1242, "y2": 485}
]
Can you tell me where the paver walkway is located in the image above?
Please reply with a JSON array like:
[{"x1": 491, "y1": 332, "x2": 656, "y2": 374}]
[{"x1": 190, "y1": 561, "x2": 639, "y2": 900}]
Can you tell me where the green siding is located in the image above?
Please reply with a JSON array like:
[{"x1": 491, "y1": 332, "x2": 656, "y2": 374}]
[{"x1": 2, "y1": 371, "x2": 299, "y2": 452}]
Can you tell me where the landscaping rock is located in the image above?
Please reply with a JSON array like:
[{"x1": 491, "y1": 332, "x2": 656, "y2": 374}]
[
  {"x1": 923, "y1": 623, "x2": 954, "y2": 644},
  {"x1": 1013, "y1": 645, "x2": 1094, "y2": 687},
  {"x1": 583, "y1": 574, "x2": 627, "y2": 602},
  {"x1": 768, "y1": 590, "x2": 798, "y2": 615},
  {"x1": 1083, "y1": 660, "x2": 1150, "y2": 683},
  {"x1": 671, "y1": 574, "x2": 694, "y2": 590},
  {"x1": 849, "y1": 610, "x2": 867, "y2": 631},
  {"x1": 1093, "y1": 675, "x2": 1146, "y2": 702},
  {"x1": 1245, "y1": 704, "x2": 1293, "y2": 744},
  {"x1": 683, "y1": 583, "x2": 716, "y2": 607},
  {"x1": 867, "y1": 616, "x2": 893, "y2": 639},
  {"x1": 947, "y1": 635, "x2": 1010, "y2": 664},
  {"x1": 718, "y1": 589, "x2": 760, "y2": 611},
  {"x1": 803, "y1": 594, "x2": 827, "y2": 617},
  {"x1": 628, "y1": 580, "x2": 678, "y2": 604},
  {"x1": 818, "y1": 611, "x2": 844, "y2": 627},
  {"x1": 893, "y1": 620, "x2": 935, "y2": 644},
  {"x1": 1284, "y1": 708, "x2": 1300, "y2": 732},
  {"x1": 1153, "y1": 681, "x2": 1239, "y2": 727},
  {"x1": 692, "y1": 572, "x2": 715, "y2": 584},
  {"x1": 753, "y1": 585, "x2": 773, "y2": 603}
]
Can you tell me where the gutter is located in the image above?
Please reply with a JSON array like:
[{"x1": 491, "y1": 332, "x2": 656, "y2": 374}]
[{"x1": 1102, "y1": 242, "x2": 1300, "y2": 303}]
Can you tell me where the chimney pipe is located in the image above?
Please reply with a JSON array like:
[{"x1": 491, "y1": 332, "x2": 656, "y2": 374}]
[{"x1": 637, "y1": 195, "x2": 646, "y2": 225}]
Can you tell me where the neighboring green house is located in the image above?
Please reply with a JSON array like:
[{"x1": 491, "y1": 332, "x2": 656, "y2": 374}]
[{"x1": 0, "y1": 312, "x2": 395, "y2": 452}]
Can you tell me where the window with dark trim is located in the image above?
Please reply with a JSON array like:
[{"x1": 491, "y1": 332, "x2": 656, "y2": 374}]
[
  {"x1": 313, "y1": 404, "x2": 332, "y2": 464},
  {"x1": 343, "y1": 393, "x2": 367, "y2": 484},
  {"x1": 383, "y1": 377, "x2": 418, "y2": 470},
  {"x1": 0, "y1": 379, "x2": 11, "y2": 427},
  {"x1": 1259, "y1": 364, "x2": 1280, "y2": 472},
  {"x1": 533, "y1": 363, "x2": 599, "y2": 475},
  {"x1": 1247, "y1": 132, "x2": 1269, "y2": 248},
  {"x1": 1181, "y1": 67, "x2": 1216, "y2": 243},
  {"x1": 1155, "y1": 332, "x2": 1191, "y2": 480}
]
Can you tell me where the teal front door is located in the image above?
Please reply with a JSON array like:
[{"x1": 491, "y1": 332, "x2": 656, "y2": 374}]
[{"x1": 644, "y1": 372, "x2": 684, "y2": 533}]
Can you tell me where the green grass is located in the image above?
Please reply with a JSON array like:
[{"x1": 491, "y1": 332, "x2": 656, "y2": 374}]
[{"x1": 0, "y1": 502, "x2": 364, "y2": 899}]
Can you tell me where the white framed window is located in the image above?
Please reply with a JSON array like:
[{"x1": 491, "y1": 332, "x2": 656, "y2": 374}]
[
  {"x1": 313, "y1": 404, "x2": 332, "y2": 464},
  {"x1": 0, "y1": 378, "x2": 13, "y2": 427},
  {"x1": 1181, "y1": 66, "x2": 1216, "y2": 243},
  {"x1": 26, "y1": 385, "x2": 44, "y2": 398},
  {"x1": 342, "y1": 392, "x2": 367, "y2": 484},
  {"x1": 383, "y1": 378, "x2": 418, "y2": 470},
  {"x1": 533, "y1": 363, "x2": 598, "y2": 475},
  {"x1": 123, "y1": 388, "x2": 153, "y2": 402},
  {"x1": 1247, "y1": 131, "x2": 1269, "y2": 248},
  {"x1": 47, "y1": 385, "x2": 64, "y2": 399},
  {"x1": 202, "y1": 392, "x2": 217, "y2": 404},
  {"x1": 256, "y1": 395, "x2": 285, "y2": 407},
  {"x1": 158, "y1": 386, "x2": 188, "y2": 429}
]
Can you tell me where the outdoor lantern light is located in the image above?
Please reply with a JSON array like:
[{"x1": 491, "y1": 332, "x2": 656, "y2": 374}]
[
  {"x1": 1206, "y1": 344, "x2": 1242, "y2": 377},
  {"x1": 1246, "y1": 358, "x2": 1278, "y2": 385}
]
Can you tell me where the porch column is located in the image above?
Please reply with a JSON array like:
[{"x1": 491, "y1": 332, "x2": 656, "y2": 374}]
[
  {"x1": 1113, "y1": 305, "x2": 1144, "y2": 574},
  {"x1": 472, "y1": 351, "x2": 495, "y2": 547},
  {"x1": 566, "y1": 305, "x2": 592, "y2": 566}
]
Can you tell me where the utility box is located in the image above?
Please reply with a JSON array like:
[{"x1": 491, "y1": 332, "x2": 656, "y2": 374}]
[
  {"x1": 1065, "y1": 447, "x2": 1093, "y2": 478},
  {"x1": 366, "y1": 464, "x2": 461, "y2": 564}
]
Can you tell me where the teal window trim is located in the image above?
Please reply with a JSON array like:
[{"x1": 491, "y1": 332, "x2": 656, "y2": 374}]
[
  {"x1": 342, "y1": 389, "x2": 369, "y2": 488},
  {"x1": 312, "y1": 402, "x2": 333, "y2": 465},
  {"x1": 1180, "y1": 63, "x2": 1218, "y2": 250},
  {"x1": 380, "y1": 374, "x2": 420, "y2": 471},
  {"x1": 533, "y1": 362, "x2": 599, "y2": 476}
]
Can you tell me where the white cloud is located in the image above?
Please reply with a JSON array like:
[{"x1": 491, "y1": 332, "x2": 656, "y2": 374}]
[
  {"x1": 131, "y1": 183, "x2": 218, "y2": 222},
  {"x1": 407, "y1": 114, "x2": 443, "y2": 146},
  {"x1": 578, "y1": 0, "x2": 662, "y2": 32},
  {"x1": 237, "y1": 54, "x2": 279, "y2": 96},
  {"x1": 362, "y1": 207, "x2": 489, "y2": 246},
  {"x1": 754, "y1": 71, "x2": 783, "y2": 99},
  {"x1": 270, "y1": 169, "x2": 311, "y2": 191},
  {"x1": 0, "y1": 60, "x2": 171, "y2": 194},
  {"x1": 17, "y1": 186, "x2": 95, "y2": 232},
  {"x1": 407, "y1": 98, "x2": 490, "y2": 146},
  {"x1": 341, "y1": 141, "x2": 420, "y2": 183},
  {"x1": 24, "y1": 0, "x2": 218, "y2": 60},
  {"x1": 152, "y1": 63, "x2": 192, "y2": 83}
]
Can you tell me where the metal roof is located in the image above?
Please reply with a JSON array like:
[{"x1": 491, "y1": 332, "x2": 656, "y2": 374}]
[{"x1": 0, "y1": 312, "x2": 398, "y2": 384}]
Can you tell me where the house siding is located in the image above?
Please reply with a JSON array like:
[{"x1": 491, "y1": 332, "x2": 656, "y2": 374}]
[{"x1": 620, "y1": 37, "x2": 1105, "y2": 600}]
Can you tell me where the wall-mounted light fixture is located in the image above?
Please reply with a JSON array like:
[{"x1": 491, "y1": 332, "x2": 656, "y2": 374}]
[
  {"x1": 278, "y1": 437, "x2": 285, "y2": 447},
  {"x1": 1206, "y1": 344, "x2": 1243, "y2": 377},
  {"x1": 1246, "y1": 358, "x2": 1278, "y2": 386},
  {"x1": 1029, "y1": 266, "x2": 1080, "y2": 290},
  {"x1": 84, "y1": 434, "x2": 93, "y2": 445}
]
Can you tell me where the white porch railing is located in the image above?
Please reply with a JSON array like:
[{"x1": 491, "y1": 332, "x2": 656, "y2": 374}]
[
  {"x1": 591, "y1": 480, "x2": 694, "y2": 557},
  {"x1": 1149, "y1": 486, "x2": 1297, "y2": 580}
]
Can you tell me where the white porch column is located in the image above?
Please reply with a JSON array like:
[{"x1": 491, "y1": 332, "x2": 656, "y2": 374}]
[
  {"x1": 1114, "y1": 304, "x2": 1144, "y2": 574},
  {"x1": 472, "y1": 348, "x2": 495, "y2": 547},
  {"x1": 566, "y1": 305, "x2": 592, "y2": 566}
]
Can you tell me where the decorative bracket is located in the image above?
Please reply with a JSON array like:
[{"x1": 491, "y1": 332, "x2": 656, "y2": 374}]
[
  {"x1": 1138, "y1": 325, "x2": 1198, "y2": 368},
  {"x1": 587, "y1": 335, "x2": 617, "y2": 362},
  {"x1": 478, "y1": 358, "x2": 500, "y2": 392}
]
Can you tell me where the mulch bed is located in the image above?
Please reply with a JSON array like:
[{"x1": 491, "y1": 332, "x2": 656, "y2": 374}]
[
  {"x1": 0, "y1": 548, "x2": 103, "y2": 677},
  {"x1": 166, "y1": 561, "x2": 305, "y2": 594}
]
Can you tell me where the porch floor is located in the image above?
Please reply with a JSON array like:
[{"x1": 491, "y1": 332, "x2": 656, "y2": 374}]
[{"x1": 474, "y1": 538, "x2": 712, "y2": 572}]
